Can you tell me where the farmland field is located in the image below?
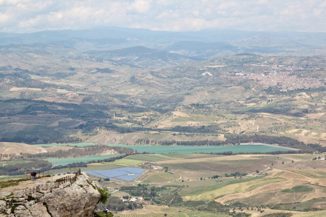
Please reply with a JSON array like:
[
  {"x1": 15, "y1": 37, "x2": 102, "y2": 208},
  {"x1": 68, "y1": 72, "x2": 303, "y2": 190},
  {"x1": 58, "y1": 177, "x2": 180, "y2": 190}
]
[
  {"x1": 126, "y1": 154, "x2": 173, "y2": 162},
  {"x1": 47, "y1": 154, "x2": 122, "y2": 166},
  {"x1": 114, "y1": 205, "x2": 229, "y2": 217},
  {"x1": 95, "y1": 152, "x2": 326, "y2": 217},
  {"x1": 87, "y1": 159, "x2": 143, "y2": 171},
  {"x1": 184, "y1": 176, "x2": 284, "y2": 201}
]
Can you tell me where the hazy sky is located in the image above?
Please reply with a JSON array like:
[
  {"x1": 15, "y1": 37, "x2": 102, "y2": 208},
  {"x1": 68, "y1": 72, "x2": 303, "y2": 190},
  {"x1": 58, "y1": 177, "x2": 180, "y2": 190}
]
[{"x1": 0, "y1": 0, "x2": 325, "y2": 32}]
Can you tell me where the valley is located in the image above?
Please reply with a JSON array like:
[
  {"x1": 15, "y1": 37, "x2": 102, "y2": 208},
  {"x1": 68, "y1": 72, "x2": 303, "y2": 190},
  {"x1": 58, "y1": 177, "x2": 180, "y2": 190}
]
[
  {"x1": 0, "y1": 29, "x2": 325, "y2": 148},
  {"x1": 89, "y1": 152, "x2": 326, "y2": 217},
  {"x1": 0, "y1": 27, "x2": 325, "y2": 217},
  {"x1": 1, "y1": 141, "x2": 325, "y2": 216}
]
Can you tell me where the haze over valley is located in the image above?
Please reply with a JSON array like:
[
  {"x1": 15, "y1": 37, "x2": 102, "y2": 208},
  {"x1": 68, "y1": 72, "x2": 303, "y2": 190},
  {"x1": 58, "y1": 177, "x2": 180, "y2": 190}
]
[
  {"x1": 0, "y1": 1, "x2": 326, "y2": 217},
  {"x1": 0, "y1": 28, "x2": 325, "y2": 147}
]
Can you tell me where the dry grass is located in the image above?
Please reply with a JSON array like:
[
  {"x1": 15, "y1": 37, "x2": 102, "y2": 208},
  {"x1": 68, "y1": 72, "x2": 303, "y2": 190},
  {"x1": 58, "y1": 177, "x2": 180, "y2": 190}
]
[
  {"x1": 0, "y1": 142, "x2": 47, "y2": 155},
  {"x1": 114, "y1": 205, "x2": 228, "y2": 217}
]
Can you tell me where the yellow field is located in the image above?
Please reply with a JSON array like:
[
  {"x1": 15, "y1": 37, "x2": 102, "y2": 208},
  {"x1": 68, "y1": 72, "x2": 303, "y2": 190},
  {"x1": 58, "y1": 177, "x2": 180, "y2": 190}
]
[
  {"x1": 294, "y1": 210, "x2": 326, "y2": 217},
  {"x1": 243, "y1": 208, "x2": 326, "y2": 217},
  {"x1": 114, "y1": 205, "x2": 228, "y2": 217},
  {"x1": 87, "y1": 158, "x2": 143, "y2": 169},
  {"x1": 184, "y1": 176, "x2": 284, "y2": 201}
]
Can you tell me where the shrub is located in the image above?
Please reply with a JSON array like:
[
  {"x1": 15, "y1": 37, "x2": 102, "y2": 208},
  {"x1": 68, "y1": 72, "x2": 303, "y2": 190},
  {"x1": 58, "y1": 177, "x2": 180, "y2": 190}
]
[
  {"x1": 95, "y1": 211, "x2": 114, "y2": 217},
  {"x1": 98, "y1": 187, "x2": 110, "y2": 203}
]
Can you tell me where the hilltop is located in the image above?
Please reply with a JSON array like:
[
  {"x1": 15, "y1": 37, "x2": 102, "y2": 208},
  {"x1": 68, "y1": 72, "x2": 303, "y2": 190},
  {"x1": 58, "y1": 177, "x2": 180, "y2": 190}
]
[{"x1": 0, "y1": 173, "x2": 101, "y2": 217}]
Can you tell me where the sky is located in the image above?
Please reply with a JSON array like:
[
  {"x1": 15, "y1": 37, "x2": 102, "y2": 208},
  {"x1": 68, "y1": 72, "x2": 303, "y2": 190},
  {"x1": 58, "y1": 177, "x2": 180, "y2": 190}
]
[{"x1": 0, "y1": 0, "x2": 325, "y2": 33}]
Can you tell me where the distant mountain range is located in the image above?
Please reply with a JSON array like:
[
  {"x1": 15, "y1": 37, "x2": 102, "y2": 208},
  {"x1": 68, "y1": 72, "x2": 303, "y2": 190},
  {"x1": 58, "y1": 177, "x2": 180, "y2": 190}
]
[
  {"x1": 1, "y1": 27, "x2": 326, "y2": 56},
  {"x1": 0, "y1": 26, "x2": 325, "y2": 146}
]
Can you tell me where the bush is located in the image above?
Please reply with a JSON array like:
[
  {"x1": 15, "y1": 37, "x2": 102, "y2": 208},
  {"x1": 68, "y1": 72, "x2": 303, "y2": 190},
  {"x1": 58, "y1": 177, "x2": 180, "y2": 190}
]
[
  {"x1": 262, "y1": 213, "x2": 292, "y2": 217},
  {"x1": 95, "y1": 211, "x2": 114, "y2": 217},
  {"x1": 98, "y1": 187, "x2": 110, "y2": 203}
]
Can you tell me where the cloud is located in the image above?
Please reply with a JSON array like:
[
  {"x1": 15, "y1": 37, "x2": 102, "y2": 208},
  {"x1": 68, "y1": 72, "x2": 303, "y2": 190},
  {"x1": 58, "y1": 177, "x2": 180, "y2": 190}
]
[
  {"x1": 131, "y1": 0, "x2": 151, "y2": 13},
  {"x1": 0, "y1": 13, "x2": 10, "y2": 25},
  {"x1": 0, "y1": 0, "x2": 325, "y2": 32}
]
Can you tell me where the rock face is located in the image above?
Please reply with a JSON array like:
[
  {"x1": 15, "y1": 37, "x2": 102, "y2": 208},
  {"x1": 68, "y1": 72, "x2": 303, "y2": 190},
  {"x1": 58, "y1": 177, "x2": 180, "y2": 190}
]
[{"x1": 0, "y1": 173, "x2": 101, "y2": 217}]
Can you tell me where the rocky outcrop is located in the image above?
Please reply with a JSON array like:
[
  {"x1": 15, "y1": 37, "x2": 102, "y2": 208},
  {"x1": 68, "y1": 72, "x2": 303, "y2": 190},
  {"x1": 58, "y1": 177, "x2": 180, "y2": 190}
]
[{"x1": 0, "y1": 173, "x2": 101, "y2": 217}]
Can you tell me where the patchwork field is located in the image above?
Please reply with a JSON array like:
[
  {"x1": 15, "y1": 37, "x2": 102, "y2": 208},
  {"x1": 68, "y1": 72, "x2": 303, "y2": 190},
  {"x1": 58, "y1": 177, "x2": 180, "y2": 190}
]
[
  {"x1": 0, "y1": 141, "x2": 325, "y2": 216},
  {"x1": 93, "y1": 152, "x2": 326, "y2": 217}
]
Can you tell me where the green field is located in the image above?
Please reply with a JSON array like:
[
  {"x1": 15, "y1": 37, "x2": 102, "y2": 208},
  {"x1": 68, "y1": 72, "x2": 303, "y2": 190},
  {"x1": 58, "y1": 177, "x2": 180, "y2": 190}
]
[
  {"x1": 126, "y1": 154, "x2": 173, "y2": 162},
  {"x1": 86, "y1": 158, "x2": 144, "y2": 171},
  {"x1": 109, "y1": 143, "x2": 296, "y2": 154},
  {"x1": 142, "y1": 171, "x2": 178, "y2": 184},
  {"x1": 179, "y1": 178, "x2": 258, "y2": 197},
  {"x1": 282, "y1": 185, "x2": 314, "y2": 193},
  {"x1": 47, "y1": 154, "x2": 121, "y2": 166}
]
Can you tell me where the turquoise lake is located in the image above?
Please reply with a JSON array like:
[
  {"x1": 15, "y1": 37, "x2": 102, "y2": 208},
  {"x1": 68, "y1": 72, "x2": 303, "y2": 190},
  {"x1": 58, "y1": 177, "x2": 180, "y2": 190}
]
[{"x1": 110, "y1": 143, "x2": 296, "y2": 154}]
